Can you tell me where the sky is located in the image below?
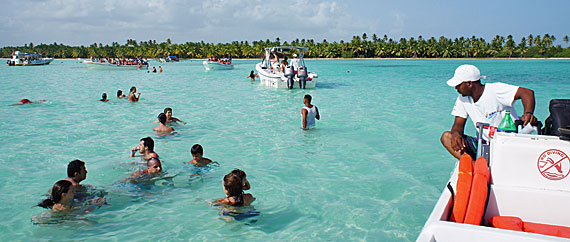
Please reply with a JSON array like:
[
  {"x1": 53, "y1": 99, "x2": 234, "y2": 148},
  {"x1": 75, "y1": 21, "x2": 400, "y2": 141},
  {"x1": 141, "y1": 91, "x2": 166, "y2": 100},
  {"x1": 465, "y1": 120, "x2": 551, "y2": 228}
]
[{"x1": 1, "y1": 0, "x2": 569, "y2": 47}]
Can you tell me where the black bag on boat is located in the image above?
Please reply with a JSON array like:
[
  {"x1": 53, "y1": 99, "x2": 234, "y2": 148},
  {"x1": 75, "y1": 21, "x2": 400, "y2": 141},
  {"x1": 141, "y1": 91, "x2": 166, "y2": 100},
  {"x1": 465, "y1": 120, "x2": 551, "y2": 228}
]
[{"x1": 542, "y1": 99, "x2": 570, "y2": 136}]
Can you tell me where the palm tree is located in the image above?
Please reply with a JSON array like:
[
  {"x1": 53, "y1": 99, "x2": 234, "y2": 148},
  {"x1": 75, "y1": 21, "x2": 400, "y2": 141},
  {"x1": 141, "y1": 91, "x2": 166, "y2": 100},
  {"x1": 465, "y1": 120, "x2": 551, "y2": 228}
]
[{"x1": 564, "y1": 35, "x2": 570, "y2": 47}]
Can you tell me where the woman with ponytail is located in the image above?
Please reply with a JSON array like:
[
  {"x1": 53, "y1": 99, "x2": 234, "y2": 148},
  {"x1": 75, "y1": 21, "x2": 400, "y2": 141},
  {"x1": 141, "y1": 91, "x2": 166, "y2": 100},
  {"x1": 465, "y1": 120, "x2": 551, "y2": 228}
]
[
  {"x1": 38, "y1": 180, "x2": 105, "y2": 213},
  {"x1": 215, "y1": 171, "x2": 255, "y2": 206}
]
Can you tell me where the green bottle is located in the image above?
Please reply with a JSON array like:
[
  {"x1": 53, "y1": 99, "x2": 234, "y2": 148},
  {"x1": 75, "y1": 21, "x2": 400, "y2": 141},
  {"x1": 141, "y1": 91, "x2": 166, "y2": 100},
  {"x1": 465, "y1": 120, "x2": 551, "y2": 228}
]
[{"x1": 498, "y1": 110, "x2": 516, "y2": 133}]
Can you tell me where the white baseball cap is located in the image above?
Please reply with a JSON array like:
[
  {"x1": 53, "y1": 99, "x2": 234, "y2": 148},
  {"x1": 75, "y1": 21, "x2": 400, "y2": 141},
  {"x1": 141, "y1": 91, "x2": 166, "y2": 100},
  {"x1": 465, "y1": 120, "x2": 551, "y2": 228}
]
[{"x1": 447, "y1": 64, "x2": 481, "y2": 87}]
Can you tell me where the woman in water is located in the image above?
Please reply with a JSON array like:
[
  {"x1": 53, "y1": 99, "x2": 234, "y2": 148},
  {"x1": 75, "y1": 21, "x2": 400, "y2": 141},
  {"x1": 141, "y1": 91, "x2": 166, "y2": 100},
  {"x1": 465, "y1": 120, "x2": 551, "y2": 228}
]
[
  {"x1": 215, "y1": 171, "x2": 255, "y2": 206},
  {"x1": 153, "y1": 113, "x2": 175, "y2": 133},
  {"x1": 117, "y1": 90, "x2": 126, "y2": 98},
  {"x1": 231, "y1": 169, "x2": 251, "y2": 190},
  {"x1": 247, "y1": 70, "x2": 258, "y2": 81},
  {"x1": 153, "y1": 107, "x2": 186, "y2": 125},
  {"x1": 38, "y1": 180, "x2": 105, "y2": 213},
  {"x1": 128, "y1": 86, "x2": 140, "y2": 102}
]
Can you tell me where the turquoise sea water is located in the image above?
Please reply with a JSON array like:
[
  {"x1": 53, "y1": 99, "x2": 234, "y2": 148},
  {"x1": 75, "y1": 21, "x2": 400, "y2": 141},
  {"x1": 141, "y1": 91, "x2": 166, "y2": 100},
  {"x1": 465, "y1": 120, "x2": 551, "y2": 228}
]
[{"x1": 0, "y1": 59, "x2": 568, "y2": 241}]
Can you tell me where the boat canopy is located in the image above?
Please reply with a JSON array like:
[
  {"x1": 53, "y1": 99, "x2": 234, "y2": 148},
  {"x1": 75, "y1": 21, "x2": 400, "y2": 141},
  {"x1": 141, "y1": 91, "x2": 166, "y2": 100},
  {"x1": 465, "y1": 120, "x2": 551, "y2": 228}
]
[{"x1": 262, "y1": 46, "x2": 307, "y2": 68}]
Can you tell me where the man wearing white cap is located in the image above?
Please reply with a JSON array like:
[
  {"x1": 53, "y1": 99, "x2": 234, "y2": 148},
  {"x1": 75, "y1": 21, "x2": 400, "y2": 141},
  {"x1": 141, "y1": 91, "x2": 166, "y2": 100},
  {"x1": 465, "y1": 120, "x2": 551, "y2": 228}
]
[
  {"x1": 290, "y1": 53, "x2": 300, "y2": 71},
  {"x1": 440, "y1": 64, "x2": 537, "y2": 159}
]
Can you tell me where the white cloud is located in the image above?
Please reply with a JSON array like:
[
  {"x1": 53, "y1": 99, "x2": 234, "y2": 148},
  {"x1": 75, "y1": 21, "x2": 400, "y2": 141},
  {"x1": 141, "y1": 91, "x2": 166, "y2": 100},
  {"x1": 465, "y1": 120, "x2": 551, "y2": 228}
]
[{"x1": 0, "y1": 0, "x2": 367, "y2": 46}]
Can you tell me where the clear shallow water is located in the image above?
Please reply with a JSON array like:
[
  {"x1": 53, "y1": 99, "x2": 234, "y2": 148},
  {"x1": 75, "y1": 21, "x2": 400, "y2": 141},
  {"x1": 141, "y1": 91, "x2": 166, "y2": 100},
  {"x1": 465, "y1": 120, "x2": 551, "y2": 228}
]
[{"x1": 0, "y1": 59, "x2": 568, "y2": 241}]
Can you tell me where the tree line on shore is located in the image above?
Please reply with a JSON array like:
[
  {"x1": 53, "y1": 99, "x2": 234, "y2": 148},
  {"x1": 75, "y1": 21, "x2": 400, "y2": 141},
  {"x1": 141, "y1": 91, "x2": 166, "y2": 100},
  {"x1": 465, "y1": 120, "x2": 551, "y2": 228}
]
[{"x1": 2, "y1": 33, "x2": 569, "y2": 59}]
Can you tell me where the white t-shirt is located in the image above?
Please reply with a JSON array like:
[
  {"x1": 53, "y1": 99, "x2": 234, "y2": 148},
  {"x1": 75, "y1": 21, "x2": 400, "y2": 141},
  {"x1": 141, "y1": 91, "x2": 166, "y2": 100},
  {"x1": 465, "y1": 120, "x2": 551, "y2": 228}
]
[{"x1": 451, "y1": 82, "x2": 520, "y2": 138}]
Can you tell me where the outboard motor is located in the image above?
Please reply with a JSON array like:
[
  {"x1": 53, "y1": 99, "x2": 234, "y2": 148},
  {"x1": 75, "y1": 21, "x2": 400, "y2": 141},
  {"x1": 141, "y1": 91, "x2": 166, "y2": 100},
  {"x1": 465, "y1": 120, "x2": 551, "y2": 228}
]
[
  {"x1": 284, "y1": 66, "x2": 295, "y2": 89},
  {"x1": 297, "y1": 66, "x2": 308, "y2": 89}
]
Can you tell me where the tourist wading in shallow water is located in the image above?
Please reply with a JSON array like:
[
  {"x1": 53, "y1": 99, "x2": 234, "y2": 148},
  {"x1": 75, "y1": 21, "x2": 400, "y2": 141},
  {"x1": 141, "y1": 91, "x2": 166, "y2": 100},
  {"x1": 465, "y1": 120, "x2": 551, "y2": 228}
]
[
  {"x1": 131, "y1": 137, "x2": 159, "y2": 161},
  {"x1": 301, "y1": 94, "x2": 320, "y2": 130},
  {"x1": 440, "y1": 64, "x2": 538, "y2": 160}
]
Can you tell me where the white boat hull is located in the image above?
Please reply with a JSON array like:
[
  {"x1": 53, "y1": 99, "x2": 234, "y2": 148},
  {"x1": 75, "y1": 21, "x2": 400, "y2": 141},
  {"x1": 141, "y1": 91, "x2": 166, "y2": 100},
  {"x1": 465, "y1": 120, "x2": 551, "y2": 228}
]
[
  {"x1": 203, "y1": 61, "x2": 233, "y2": 71},
  {"x1": 255, "y1": 63, "x2": 317, "y2": 89},
  {"x1": 418, "y1": 133, "x2": 570, "y2": 242},
  {"x1": 7, "y1": 58, "x2": 53, "y2": 66}
]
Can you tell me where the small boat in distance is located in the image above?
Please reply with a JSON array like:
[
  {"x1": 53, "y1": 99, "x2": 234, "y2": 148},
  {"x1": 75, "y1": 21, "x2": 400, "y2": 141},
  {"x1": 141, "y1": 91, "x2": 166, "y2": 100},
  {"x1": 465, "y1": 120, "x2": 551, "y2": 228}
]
[
  {"x1": 6, "y1": 51, "x2": 54, "y2": 66},
  {"x1": 202, "y1": 57, "x2": 233, "y2": 71},
  {"x1": 82, "y1": 57, "x2": 148, "y2": 70},
  {"x1": 255, "y1": 46, "x2": 317, "y2": 89},
  {"x1": 165, "y1": 56, "x2": 179, "y2": 62}
]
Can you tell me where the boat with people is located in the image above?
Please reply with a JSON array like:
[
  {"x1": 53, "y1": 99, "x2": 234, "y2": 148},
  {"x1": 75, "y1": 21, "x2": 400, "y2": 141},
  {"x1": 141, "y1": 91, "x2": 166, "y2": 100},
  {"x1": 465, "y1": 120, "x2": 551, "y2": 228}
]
[
  {"x1": 6, "y1": 51, "x2": 54, "y2": 66},
  {"x1": 202, "y1": 57, "x2": 233, "y2": 71},
  {"x1": 255, "y1": 46, "x2": 317, "y2": 89},
  {"x1": 417, "y1": 104, "x2": 570, "y2": 241},
  {"x1": 165, "y1": 56, "x2": 179, "y2": 62},
  {"x1": 82, "y1": 57, "x2": 148, "y2": 70}
]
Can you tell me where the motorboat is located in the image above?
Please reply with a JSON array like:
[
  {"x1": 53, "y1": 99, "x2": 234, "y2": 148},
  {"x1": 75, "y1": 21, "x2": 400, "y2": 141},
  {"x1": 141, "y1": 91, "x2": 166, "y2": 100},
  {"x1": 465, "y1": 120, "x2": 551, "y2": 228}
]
[
  {"x1": 82, "y1": 58, "x2": 148, "y2": 70},
  {"x1": 202, "y1": 58, "x2": 233, "y2": 71},
  {"x1": 417, "y1": 122, "x2": 570, "y2": 241},
  {"x1": 255, "y1": 46, "x2": 317, "y2": 89},
  {"x1": 6, "y1": 51, "x2": 54, "y2": 66},
  {"x1": 165, "y1": 56, "x2": 179, "y2": 62}
]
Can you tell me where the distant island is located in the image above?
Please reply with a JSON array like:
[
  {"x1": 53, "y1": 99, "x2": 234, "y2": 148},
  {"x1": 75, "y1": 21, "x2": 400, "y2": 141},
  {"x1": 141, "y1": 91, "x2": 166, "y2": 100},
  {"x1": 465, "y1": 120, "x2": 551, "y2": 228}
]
[{"x1": 1, "y1": 33, "x2": 569, "y2": 59}]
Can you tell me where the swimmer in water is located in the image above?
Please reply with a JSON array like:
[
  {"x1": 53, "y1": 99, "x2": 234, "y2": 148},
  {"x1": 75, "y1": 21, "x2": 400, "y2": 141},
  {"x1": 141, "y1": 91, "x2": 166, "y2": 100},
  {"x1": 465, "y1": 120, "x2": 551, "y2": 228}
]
[
  {"x1": 231, "y1": 169, "x2": 251, "y2": 190},
  {"x1": 10, "y1": 99, "x2": 46, "y2": 105},
  {"x1": 38, "y1": 180, "x2": 105, "y2": 213},
  {"x1": 159, "y1": 66, "x2": 163, "y2": 73},
  {"x1": 153, "y1": 113, "x2": 175, "y2": 133},
  {"x1": 153, "y1": 107, "x2": 186, "y2": 125},
  {"x1": 124, "y1": 158, "x2": 163, "y2": 182},
  {"x1": 247, "y1": 70, "x2": 258, "y2": 81},
  {"x1": 100, "y1": 93, "x2": 109, "y2": 102},
  {"x1": 215, "y1": 171, "x2": 255, "y2": 206},
  {"x1": 131, "y1": 137, "x2": 159, "y2": 161},
  {"x1": 64, "y1": 159, "x2": 88, "y2": 188},
  {"x1": 117, "y1": 90, "x2": 126, "y2": 99},
  {"x1": 152, "y1": 66, "x2": 157, "y2": 73},
  {"x1": 189, "y1": 144, "x2": 213, "y2": 167},
  {"x1": 128, "y1": 86, "x2": 140, "y2": 102}
]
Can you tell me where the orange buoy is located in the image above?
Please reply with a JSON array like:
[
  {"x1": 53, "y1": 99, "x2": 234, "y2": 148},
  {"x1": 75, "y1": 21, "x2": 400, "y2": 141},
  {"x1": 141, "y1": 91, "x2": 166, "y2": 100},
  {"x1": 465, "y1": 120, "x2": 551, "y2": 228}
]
[
  {"x1": 464, "y1": 156, "x2": 489, "y2": 225},
  {"x1": 524, "y1": 222, "x2": 570, "y2": 239},
  {"x1": 489, "y1": 216, "x2": 523, "y2": 231},
  {"x1": 450, "y1": 153, "x2": 473, "y2": 223}
]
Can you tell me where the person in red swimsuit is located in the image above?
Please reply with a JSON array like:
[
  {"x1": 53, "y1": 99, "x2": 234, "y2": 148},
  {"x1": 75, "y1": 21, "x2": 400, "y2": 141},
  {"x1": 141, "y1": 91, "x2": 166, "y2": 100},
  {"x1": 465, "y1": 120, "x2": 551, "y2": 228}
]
[{"x1": 11, "y1": 99, "x2": 45, "y2": 105}]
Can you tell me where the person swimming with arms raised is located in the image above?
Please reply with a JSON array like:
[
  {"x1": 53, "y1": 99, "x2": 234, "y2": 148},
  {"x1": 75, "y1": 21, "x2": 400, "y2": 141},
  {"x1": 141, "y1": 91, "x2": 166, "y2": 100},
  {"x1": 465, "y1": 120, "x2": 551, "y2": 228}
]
[
  {"x1": 117, "y1": 90, "x2": 126, "y2": 99},
  {"x1": 153, "y1": 107, "x2": 186, "y2": 125},
  {"x1": 215, "y1": 171, "x2": 255, "y2": 206},
  {"x1": 247, "y1": 70, "x2": 258, "y2": 81},
  {"x1": 38, "y1": 180, "x2": 105, "y2": 214},
  {"x1": 153, "y1": 113, "x2": 175, "y2": 133},
  {"x1": 100, "y1": 93, "x2": 109, "y2": 102},
  {"x1": 131, "y1": 137, "x2": 159, "y2": 161},
  {"x1": 128, "y1": 86, "x2": 140, "y2": 102},
  {"x1": 189, "y1": 144, "x2": 213, "y2": 167}
]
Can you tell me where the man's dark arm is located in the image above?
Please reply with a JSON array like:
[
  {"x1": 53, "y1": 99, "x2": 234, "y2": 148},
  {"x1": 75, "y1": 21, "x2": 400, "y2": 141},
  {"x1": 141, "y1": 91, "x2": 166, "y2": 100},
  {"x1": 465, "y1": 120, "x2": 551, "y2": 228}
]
[{"x1": 514, "y1": 87, "x2": 537, "y2": 125}]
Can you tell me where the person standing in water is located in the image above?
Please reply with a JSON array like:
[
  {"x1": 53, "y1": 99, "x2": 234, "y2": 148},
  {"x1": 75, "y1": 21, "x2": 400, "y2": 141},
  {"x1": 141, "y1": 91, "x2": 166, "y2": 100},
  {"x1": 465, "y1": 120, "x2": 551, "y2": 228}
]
[
  {"x1": 301, "y1": 94, "x2": 320, "y2": 130},
  {"x1": 153, "y1": 107, "x2": 186, "y2": 124},
  {"x1": 247, "y1": 70, "x2": 258, "y2": 81},
  {"x1": 189, "y1": 144, "x2": 213, "y2": 167},
  {"x1": 117, "y1": 90, "x2": 126, "y2": 99},
  {"x1": 159, "y1": 66, "x2": 163, "y2": 73},
  {"x1": 131, "y1": 137, "x2": 159, "y2": 160},
  {"x1": 215, "y1": 171, "x2": 255, "y2": 206},
  {"x1": 64, "y1": 159, "x2": 88, "y2": 187},
  {"x1": 100, "y1": 93, "x2": 109, "y2": 102},
  {"x1": 128, "y1": 86, "x2": 140, "y2": 102},
  {"x1": 153, "y1": 113, "x2": 175, "y2": 133}
]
